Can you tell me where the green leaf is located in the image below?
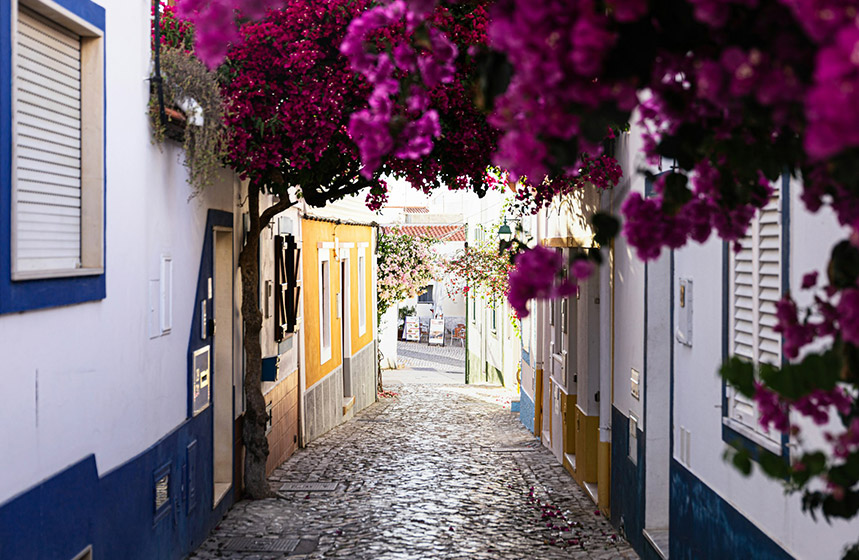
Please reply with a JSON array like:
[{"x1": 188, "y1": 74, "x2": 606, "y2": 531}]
[
  {"x1": 731, "y1": 448, "x2": 753, "y2": 476},
  {"x1": 759, "y1": 349, "x2": 841, "y2": 399},
  {"x1": 822, "y1": 490, "x2": 859, "y2": 520},
  {"x1": 720, "y1": 356, "x2": 756, "y2": 398},
  {"x1": 842, "y1": 542, "x2": 859, "y2": 560},
  {"x1": 592, "y1": 212, "x2": 620, "y2": 246},
  {"x1": 829, "y1": 241, "x2": 859, "y2": 289},
  {"x1": 759, "y1": 451, "x2": 790, "y2": 480},
  {"x1": 660, "y1": 172, "x2": 691, "y2": 215}
]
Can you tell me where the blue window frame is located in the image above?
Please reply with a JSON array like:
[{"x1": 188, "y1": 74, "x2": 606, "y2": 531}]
[{"x1": 0, "y1": 0, "x2": 106, "y2": 315}]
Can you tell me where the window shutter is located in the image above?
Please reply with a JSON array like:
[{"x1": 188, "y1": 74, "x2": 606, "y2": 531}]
[
  {"x1": 15, "y1": 8, "x2": 82, "y2": 273},
  {"x1": 729, "y1": 187, "x2": 782, "y2": 430}
]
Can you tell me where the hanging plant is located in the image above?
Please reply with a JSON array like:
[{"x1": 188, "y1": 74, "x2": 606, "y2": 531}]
[{"x1": 149, "y1": 3, "x2": 226, "y2": 192}]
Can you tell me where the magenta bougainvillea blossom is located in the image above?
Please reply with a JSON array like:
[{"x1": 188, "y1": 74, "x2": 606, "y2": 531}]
[
  {"x1": 507, "y1": 246, "x2": 595, "y2": 318},
  {"x1": 220, "y1": 0, "x2": 391, "y2": 206},
  {"x1": 175, "y1": 0, "x2": 284, "y2": 66}
]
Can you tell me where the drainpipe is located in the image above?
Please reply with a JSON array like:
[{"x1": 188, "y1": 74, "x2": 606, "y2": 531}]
[
  {"x1": 464, "y1": 231, "x2": 469, "y2": 384},
  {"x1": 151, "y1": 1, "x2": 167, "y2": 128}
]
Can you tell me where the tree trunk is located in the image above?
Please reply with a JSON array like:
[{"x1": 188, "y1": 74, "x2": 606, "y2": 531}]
[{"x1": 239, "y1": 187, "x2": 272, "y2": 499}]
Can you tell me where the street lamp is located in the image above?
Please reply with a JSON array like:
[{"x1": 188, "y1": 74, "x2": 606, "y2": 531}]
[{"x1": 498, "y1": 219, "x2": 513, "y2": 242}]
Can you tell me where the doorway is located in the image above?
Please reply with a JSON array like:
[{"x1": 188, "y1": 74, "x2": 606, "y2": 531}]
[
  {"x1": 341, "y1": 257, "x2": 352, "y2": 399},
  {"x1": 213, "y1": 228, "x2": 233, "y2": 507},
  {"x1": 643, "y1": 251, "x2": 671, "y2": 557}
]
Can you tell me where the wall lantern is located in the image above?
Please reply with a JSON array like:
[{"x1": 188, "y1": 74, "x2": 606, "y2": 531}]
[{"x1": 498, "y1": 220, "x2": 513, "y2": 242}]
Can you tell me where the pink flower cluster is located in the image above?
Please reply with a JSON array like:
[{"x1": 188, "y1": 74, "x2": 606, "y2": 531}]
[
  {"x1": 755, "y1": 383, "x2": 852, "y2": 434},
  {"x1": 622, "y1": 166, "x2": 772, "y2": 260},
  {"x1": 341, "y1": 1, "x2": 457, "y2": 178},
  {"x1": 175, "y1": 0, "x2": 283, "y2": 67},
  {"x1": 828, "y1": 418, "x2": 859, "y2": 460},
  {"x1": 507, "y1": 246, "x2": 594, "y2": 318},
  {"x1": 365, "y1": 179, "x2": 389, "y2": 212},
  {"x1": 487, "y1": 1, "x2": 639, "y2": 182},
  {"x1": 514, "y1": 152, "x2": 623, "y2": 214}
]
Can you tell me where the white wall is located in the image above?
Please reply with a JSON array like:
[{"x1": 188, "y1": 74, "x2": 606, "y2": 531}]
[
  {"x1": 672, "y1": 175, "x2": 859, "y2": 558},
  {"x1": 611, "y1": 131, "x2": 646, "y2": 429},
  {"x1": 0, "y1": 0, "x2": 235, "y2": 503}
]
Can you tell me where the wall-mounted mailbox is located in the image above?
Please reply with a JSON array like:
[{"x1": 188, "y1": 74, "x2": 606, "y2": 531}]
[
  {"x1": 261, "y1": 355, "x2": 279, "y2": 382},
  {"x1": 192, "y1": 346, "x2": 210, "y2": 416},
  {"x1": 676, "y1": 277, "x2": 693, "y2": 346}
]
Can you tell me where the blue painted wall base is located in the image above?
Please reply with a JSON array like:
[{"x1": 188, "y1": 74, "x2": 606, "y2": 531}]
[
  {"x1": 610, "y1": 406, "x2": 662, "y2": 560},
  {"x1": 519, "y1": 388, "x2": 535, "y2": 434},
  {"x1": 0, "y1": 411, "x2": 231, "y2": 560},
  {"x1": 669, "y1": 460, "x2": 793, "y2": 560}
]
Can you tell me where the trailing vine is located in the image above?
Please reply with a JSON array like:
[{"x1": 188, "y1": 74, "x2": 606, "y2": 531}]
[{"x1": 149, "y1": 4, "x2": 226, "y2": 192}]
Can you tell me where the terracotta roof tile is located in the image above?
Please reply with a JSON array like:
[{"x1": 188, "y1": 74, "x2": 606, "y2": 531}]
[{"x1": 382, "y1": 225, "x2": 466, "y2": 242}]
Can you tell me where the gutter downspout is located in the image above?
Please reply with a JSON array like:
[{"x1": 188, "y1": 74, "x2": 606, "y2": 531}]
[
  {"x1": 533, "y1": 210, "x2": 545, "y2": 438},
  {"x1": 152, "y1": 1, "x2": 167, "y2": 128},
  {"x1": 464, "y1": 230, "x2": 469, "y2": 384}
]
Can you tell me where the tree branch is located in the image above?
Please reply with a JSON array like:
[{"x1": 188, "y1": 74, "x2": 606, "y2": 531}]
[{"x1": 259, "y1": 193, "x2": 296, "y2": 230}]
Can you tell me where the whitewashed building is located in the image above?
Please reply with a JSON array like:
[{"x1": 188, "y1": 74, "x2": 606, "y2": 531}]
[
  {"x1": 0, "y1": 1, "x2": 305, "y2": 557},
  {"x1": 519, "y1": 125, "x2": 859, "y2": 559}
]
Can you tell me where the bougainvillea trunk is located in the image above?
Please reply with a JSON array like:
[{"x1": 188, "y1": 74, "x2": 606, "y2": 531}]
[{"x1": 239, "y1": 187, "x2": 272, "y2": 499}]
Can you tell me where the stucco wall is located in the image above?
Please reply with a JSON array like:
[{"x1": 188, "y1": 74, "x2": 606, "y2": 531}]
[
  {"x1": 301, "y1": 219, "x2": 374, "y2": 388},
  {"x1": 0, "y1": 0, "x2": 237, "y2": 505}
]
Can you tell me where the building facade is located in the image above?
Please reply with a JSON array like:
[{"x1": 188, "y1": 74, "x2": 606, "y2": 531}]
[
  {"x1": 301, "y1": 200, "x2": 378, "y2": 443},
  {"x1": 519, "y1": 126, "x2": 859, "y2": 559},
  {"x1": 0, "y1": 2, "x2": 371, "y2": 557}
]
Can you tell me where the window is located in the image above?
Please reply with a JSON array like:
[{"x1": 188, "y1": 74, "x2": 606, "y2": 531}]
[
  {"x1": 13, "y1": 4, "x2": 103, "y2": 277},
  {"x1": 471, "y1": 292, "x2": 476, "y2": 323},
  {"x1": 319, "y1": 250, "x2": 331, "y2": 363},
  {"x1": 1, "y1": 0, "x2": 105, "y2": 314},
  {"x1": 418, "y1": 284, "x2": 433, "y2": 303},
  {"x1": 358, "y1": 250, "x2": 366, "y2": 336},
  {"x1": 725, "y1": 184, "x2": 783, "y2": 453}
]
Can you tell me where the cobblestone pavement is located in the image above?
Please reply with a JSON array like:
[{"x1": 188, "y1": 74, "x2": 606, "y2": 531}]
[
  {"x1": 192, "y1": 382, "x2": 637, "y2": 560},
  {"x1": 397, "y1": 341, "x2": 465, "y2": 372}
]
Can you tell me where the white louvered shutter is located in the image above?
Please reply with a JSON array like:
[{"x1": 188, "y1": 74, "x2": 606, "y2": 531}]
[
  {"x1": 14, "y1": 8, "x2": 82, "y2": 273},
  {"x1": 729, "y1": 187, "x2": 782, "y2": 432}
]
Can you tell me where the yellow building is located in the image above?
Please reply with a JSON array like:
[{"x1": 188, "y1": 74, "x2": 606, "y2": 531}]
[{"x1": 301, "y1": 213, "x2": 377, "y2": 441}]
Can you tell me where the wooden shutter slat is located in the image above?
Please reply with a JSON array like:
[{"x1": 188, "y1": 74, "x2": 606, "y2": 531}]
[
  {"x1": 18, "y1": 134, "x2": 80, "y2": 159},
  {"x1": 17, "y1": 89, "x2": 80, "y2": 120},
  {"x1": 17, "y1": 156, "x2": 80, "y2": 179},
  {"x1": 19, "y1": 9, "x2": 80, "y2": 47},
  {"x1": 18, "y1": 117, "x2": 80, "y2": 146},
  {"x1": 18, "y1": 43, "x2": 80, "y2": 80},
  {"x1": 17, "y1": 77, "x2": 80, "y2": 110},
  {"x1": 17, "y1": 145, "x2": 80, "y2": 169},
  {"x1": 17, "y1": 167, "x2": 80, "y2": 189}
]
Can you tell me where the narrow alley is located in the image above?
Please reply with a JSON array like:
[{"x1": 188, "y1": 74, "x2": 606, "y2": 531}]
[{"x1": 192, "y1": 372, "x2": 636, "y2": 559}]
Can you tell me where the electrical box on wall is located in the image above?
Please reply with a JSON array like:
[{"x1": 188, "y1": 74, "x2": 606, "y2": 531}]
[
  {"x1": 677, "y1": 277, "x2": 693, "y2": 346},
  {"x1": 630, "y1": 368, "x2": 640, "y2": 400},
  {"x1": 192, "y1": 346, "x2": 210, "y2": 415},
  {"x1": 261, "y1": 355, "x2": 279, "y2": 382}
]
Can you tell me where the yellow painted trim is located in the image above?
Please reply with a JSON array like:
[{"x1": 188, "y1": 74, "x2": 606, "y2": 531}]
[
  {"x1": 342, "y1": 395, "x2": 355, "y2": 415},
  {"x1": 534, "y1": 367, "x2": 543, "y2": 437},
  {"x1": 562, "y1": 392, "x2": 577, "y2": 478},
  {"x1": 573, "y1": 404, "x2": 599, "y2": 486},
  {"x1": 598, "y1": 441, "x2": 611, "y2": 516},
  {"x1": 541, "y1": 237, "x2": 598, "y2": 249}
]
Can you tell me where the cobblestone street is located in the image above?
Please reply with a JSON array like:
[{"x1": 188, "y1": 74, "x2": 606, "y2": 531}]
[
  {"x1": 396, "y1": 341, "x2": 465, "y2": 373},
  {"x1": 193, "y1": 374, "x2": 636, "y2": 560}
]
